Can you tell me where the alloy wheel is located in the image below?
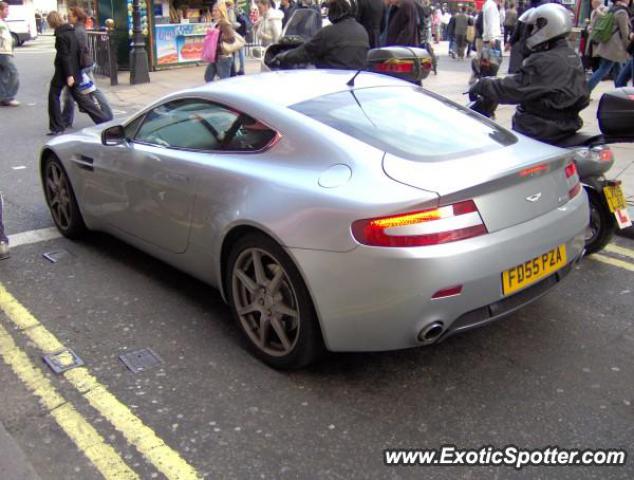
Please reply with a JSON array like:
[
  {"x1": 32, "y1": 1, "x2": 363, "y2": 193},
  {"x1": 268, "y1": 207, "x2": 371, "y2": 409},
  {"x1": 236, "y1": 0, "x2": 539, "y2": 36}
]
[
  {"x1": 45, "y1": 161, "x2": 73, "y2": 231},
  {"x1": 231, "y1": 248, "x2": 300, "y2": 357}
]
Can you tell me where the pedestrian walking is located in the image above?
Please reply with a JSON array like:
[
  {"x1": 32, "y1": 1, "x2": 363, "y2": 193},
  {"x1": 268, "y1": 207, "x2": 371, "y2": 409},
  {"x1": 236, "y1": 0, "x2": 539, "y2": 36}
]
[
  {"x1": 0, "y1": 1, "x2": 20, "y2": 107},
  {"x1": 383, "y1": 0, "x2": 419, "y2": 47},
  {"x1": 61, "y1": 6, "x2": 113, "y2": 129},
  {"x1": 482, "y1": 0, "x2": 503, "y2": 51},
  {"x1": 503, "y1": 3, "x2": 518, "y2": 44},
  {"x1": 35, "y1": 11, "x2": 43, "y2": 34},
  {"x1": 615, "y1": 9, "x2": 634, "y2": 87},
  {"x1": 355, "y1": 0, "x2": 384, "y2": 48},
  {"x1": 446, "y1": 13, "x2": 456, "y2": 57},
  {"x1": 453, "y1": 6, "x2": 469, "y2": 59},
  {"x1": 254, "y1": 0, "x2": 283, "y2": 47},
  {"x1": 587, "y1": 0, "x2": 632, "y2": 93},
  {"x1": 415, "y1": 0, "x2": 437, "y2": 73},
  {"x1": 204, "y1": 4, "x2": 239, "y2": 82},
  {"x1": 0, "y1": 191, "x2": 8, "y2": 260},
  {"x1": 46, "y1": 11, "x2": 109, "y2": 135}
]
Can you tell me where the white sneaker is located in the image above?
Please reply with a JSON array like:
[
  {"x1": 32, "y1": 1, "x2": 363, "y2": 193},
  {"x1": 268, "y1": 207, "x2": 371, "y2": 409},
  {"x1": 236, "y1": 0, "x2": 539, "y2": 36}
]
[
  {"x1": 1, "y1": 99, "x2": 20, "y2": 107},
  {"x1": 0, "y1": 241, "x2": 9, "y2": 260}
]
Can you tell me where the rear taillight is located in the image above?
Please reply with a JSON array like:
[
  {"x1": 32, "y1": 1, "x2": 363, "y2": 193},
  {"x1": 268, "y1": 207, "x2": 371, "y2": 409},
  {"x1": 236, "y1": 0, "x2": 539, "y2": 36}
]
[
  {"x1": 351, "y1": 200, "x2": 487, "y2": 247},
  {"x1": 373, "y1": 60, "x2": 414, "y2": 73},
  {"x1": 565, "y1": 161, "x2": 580, "y2": 200},
  {"x1": 599, "y1": 148, "x2": 613, "y2": 162},
  {"x1": 565, "y1": 162, "x2": 577, "y2": 179}
]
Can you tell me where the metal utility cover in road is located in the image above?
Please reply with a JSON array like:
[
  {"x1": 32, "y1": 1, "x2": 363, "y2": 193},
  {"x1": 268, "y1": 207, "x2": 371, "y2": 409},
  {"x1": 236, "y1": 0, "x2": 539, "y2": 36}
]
[
  {"x1": 119, "y1": 348, "x2": 163, "y2": 374},
  {"x1": 43, "y1": 349, "x2": 84, "y2": 374},
  {"x1": 42, "y1": 249, "x2": 72, "y2": 263}
]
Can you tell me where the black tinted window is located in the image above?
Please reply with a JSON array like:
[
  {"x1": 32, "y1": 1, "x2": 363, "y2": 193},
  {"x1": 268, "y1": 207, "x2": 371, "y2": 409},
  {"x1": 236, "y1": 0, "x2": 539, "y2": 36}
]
[
  {"x1": 134, "y1": 99, "x2": 276, "y2": 152},
  {"x1": 291, "y1": 87, "x2": 515, "y2": 161}
]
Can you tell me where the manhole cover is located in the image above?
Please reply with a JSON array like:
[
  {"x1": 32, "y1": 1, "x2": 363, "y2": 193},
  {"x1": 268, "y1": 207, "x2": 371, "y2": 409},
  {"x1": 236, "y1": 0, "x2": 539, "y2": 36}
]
[
  {"x1": 43, "y1": 349, "x2": 84, "y2": 374},
  {"x1": 119, "y1": 348, "x2": 163, "y2": 374}
]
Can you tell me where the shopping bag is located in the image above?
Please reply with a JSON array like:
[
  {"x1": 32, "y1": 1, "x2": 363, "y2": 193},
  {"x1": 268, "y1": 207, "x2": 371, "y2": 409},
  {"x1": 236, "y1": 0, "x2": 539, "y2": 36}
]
[
  {"x1": 78, "y1": 70, "x2": 96, "y2": 95},
  {"x1": 202, "y1": 28, "x2": 220, "y2": 63}
]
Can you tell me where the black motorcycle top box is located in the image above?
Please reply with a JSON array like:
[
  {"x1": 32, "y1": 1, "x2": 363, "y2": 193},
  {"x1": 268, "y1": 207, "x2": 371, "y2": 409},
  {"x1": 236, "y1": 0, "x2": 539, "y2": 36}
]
[
  {"x1": 366, "y1": 47, "x2": 432, "y2": 84},
  {"x1": 597, "y1": 87, "x2": 634, "y2": 141}
]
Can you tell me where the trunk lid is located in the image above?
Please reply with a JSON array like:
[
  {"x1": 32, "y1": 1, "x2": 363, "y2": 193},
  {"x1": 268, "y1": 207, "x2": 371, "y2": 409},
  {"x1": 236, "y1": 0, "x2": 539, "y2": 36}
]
[{"x1": 383, "y1": 138, "x2": 575, "y2": 233}]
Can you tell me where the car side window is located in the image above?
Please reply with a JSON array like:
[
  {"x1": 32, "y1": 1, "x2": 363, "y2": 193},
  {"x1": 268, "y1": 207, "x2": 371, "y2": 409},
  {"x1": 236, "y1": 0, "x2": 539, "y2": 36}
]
[
  {"x1": 124, "y1": 114, "x2": 145, "y2": 140},
  {"x1": 133, "y1": 99, "x2": 277, "y2": 152}
]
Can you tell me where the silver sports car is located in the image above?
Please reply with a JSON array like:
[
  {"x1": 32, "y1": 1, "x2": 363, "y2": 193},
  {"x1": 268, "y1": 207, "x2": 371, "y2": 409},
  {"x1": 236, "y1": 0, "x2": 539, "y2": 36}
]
[{"x1": 41, "y1": 70, "x2": 588, "y2": 368}]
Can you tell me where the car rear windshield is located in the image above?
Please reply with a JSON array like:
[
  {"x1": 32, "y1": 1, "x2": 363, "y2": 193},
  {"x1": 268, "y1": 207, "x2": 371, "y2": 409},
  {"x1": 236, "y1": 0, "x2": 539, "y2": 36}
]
[{"x1": 290, "y1": 86, "x2": 516, "y2": 161}]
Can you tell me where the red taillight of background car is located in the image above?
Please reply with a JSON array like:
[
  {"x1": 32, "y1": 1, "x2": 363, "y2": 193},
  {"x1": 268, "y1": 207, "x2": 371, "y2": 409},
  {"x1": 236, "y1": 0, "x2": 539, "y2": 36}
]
[{"x1": 351, "y1": 200, "x2": 487, "y2": 247}]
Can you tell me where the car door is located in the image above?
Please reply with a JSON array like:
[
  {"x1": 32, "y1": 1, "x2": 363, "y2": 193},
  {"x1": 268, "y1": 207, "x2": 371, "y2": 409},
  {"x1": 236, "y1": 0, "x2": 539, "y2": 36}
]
[{"x1": 82, "y1": 98, "x2": 228, "y2": 254}]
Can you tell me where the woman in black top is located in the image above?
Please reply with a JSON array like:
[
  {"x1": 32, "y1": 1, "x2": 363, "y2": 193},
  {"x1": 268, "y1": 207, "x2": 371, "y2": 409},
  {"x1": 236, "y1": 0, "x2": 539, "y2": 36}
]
[{"x1": 46, "y1": 11, "x2": 108, "y2": 135}]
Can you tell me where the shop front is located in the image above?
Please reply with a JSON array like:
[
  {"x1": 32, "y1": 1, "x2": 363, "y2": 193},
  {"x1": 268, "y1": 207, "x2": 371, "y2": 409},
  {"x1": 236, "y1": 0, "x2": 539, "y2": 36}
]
[{"x1": 97, "y1": 0, "x2": 217, "y2": 70}]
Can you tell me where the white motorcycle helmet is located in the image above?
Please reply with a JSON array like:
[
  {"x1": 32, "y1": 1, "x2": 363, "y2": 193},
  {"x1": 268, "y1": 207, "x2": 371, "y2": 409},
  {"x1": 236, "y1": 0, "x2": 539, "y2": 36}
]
[{"x1": 524, "y1": 3, "x2": 573, "y2": 50}]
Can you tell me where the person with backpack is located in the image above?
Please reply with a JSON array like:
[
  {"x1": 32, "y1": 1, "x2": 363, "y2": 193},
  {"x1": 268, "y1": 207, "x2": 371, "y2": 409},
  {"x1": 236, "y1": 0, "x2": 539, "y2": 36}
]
[
  {"x1": 615, "y1": 8, "x2": 634, "y2": 87},
  {"x1": 586, "y1": 0, "x2": 632, "y2": 93}
]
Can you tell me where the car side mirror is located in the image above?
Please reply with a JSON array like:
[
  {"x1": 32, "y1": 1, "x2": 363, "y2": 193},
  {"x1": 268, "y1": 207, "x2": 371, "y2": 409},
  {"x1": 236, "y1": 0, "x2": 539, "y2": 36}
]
[{"x1": 102, "y1": 125, "x2": 127, "y2": 146}]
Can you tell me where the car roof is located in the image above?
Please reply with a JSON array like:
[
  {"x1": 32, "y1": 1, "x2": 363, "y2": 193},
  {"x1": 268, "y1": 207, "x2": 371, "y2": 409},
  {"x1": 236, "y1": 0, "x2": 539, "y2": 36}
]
[{"x1": 186, "y1": 70, "x2": 410, "y2": 107}]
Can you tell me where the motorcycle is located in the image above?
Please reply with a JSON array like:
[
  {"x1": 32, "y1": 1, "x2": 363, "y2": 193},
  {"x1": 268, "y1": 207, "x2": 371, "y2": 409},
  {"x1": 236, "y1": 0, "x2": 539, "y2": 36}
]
[
  {"x1": 260, "y1": 9, "x2": 433, "y2": 84},
  {"x1": 469, "y1": 88, "x2": 634, "y2": 255}
]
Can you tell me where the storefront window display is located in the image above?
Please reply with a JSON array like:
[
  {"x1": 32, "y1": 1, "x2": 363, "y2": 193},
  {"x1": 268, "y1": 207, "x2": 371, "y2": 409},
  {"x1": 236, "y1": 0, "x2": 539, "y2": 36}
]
[{"x1": 153, "y1": 0, "x2": 215, "y2": 66}]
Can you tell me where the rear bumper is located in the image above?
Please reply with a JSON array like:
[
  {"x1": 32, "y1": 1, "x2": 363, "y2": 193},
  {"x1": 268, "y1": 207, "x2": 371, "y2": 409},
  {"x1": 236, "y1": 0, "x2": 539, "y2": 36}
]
[
  {"x1": 439, "y1": 256, "x2": 580, "y2": 341},
  {"x1": 289, "y1": 191, "x2": 589, "y2": 352}
]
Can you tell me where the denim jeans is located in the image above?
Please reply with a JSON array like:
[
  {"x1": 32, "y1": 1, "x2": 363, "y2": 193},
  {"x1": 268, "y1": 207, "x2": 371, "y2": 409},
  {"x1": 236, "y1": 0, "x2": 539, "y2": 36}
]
[
  {"x1": 0, "y1": 54, "x2": 19, "y2": 102},
  {"x1": 0, "y1": 192, "x2": 7, "y2": 244},
  {"x1": 587, "y1": 58, "x2": 622, "y2": 92},
  {"x1": 62, "y1": 67, "x2": 114, "y2": 127},
  {"x1": 233, "y1": 49, "x2": 245, "y2": 73},
  {"x1": 49, "y1": 82, "x2": 109, "y2": 132},
  {"x1": 204, "y1": 56, "x2": 233, "y2": 82},
  {"x1": 615, "y1": 58, "x2": 634, "y2": 87}
]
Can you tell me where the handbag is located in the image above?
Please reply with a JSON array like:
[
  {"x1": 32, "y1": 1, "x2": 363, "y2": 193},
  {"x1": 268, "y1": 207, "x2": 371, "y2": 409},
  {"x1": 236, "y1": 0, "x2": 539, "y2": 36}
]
[
  {"x1": 201, "y1": 28, "x2": 220, "y2": 63},
  {"x1": 466, "y1": 25, "x2": 476, "y2": 43},
  {"x1": 222, "y1": 32, "x2": 245, "y2": 55}
]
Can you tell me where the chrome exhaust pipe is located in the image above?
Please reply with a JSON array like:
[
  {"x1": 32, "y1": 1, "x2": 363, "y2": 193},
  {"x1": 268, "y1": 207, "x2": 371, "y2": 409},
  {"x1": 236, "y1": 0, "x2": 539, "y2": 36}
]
[{"x1": 418, "y1": 322, "x2": 445, "y2": 345}]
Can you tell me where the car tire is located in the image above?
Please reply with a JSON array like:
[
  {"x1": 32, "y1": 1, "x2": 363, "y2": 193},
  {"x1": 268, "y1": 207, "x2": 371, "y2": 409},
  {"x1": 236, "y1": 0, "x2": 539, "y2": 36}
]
[
  {"x1": 584, "y1": 187, "x2": 615, "y2": 255},
  {"x1": 43, "y1": 155, "x2": 87, "y2": 239},
  {"x1": 226, "y1": 232, "x2": 324, "y2": 369},
  {"x1": 11, "y1": 33, "x2": 19, "y2": 48}
]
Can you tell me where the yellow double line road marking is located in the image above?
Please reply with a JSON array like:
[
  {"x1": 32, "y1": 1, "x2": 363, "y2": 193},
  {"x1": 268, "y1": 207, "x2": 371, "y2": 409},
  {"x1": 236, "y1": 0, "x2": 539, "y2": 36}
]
[
  {"x1": 0, "y1": 323, "x2": 139, "y2": 480},
  {"x1": 604, "y1": 244, "x2": 634, "y2": 261},
  {"x1": 0, "y1": 283, "x2": 201, "y2": 480},
  {"x1": 589, "y1": 244, "x2": 634, "y2": 273}
]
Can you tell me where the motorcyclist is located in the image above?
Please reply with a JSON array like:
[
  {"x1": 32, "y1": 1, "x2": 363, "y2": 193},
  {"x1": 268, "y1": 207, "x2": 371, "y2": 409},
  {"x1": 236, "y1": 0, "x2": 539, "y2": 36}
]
[
  {"x1": 468, "y1": 3, "x2": 590, "y2": 144},
  {"x1": 271, "y1": 0, "x2": 370, "y2": 70}
]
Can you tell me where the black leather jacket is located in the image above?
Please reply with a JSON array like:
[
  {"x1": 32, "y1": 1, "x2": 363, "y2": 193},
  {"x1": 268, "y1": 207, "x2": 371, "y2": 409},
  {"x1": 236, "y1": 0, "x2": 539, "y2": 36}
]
[
  {"x1": 470, "y1": 39, "x2": 590, "y2": 144},
  {"x1": 282, "y1": 16, "x2": 370, "y2": 70},
  {"x1": 52, "y1": 24, "x2": 81, "y2": 87}
]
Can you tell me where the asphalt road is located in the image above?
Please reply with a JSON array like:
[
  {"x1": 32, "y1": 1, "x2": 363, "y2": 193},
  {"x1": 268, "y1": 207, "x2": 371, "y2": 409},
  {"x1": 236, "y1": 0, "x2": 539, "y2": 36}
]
[{"x1": 0, "y1": 37, "x2": 633, "y2": 480}]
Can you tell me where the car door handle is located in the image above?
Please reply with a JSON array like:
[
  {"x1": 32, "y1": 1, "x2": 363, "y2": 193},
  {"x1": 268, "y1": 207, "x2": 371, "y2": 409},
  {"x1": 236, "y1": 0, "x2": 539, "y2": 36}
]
[{"x1": 73, "y1": 155, "x2": 94, "y2": 172}]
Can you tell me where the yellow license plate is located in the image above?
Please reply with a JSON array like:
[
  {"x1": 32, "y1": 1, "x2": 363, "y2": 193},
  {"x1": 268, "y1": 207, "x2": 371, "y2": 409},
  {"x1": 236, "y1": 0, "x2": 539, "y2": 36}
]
[
  {"x1": 502, "y1": 245, "x2": 567, "y2": 296},
  {"x1": 603, "y1": 184, "x2": 627, "y2": 213}
]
